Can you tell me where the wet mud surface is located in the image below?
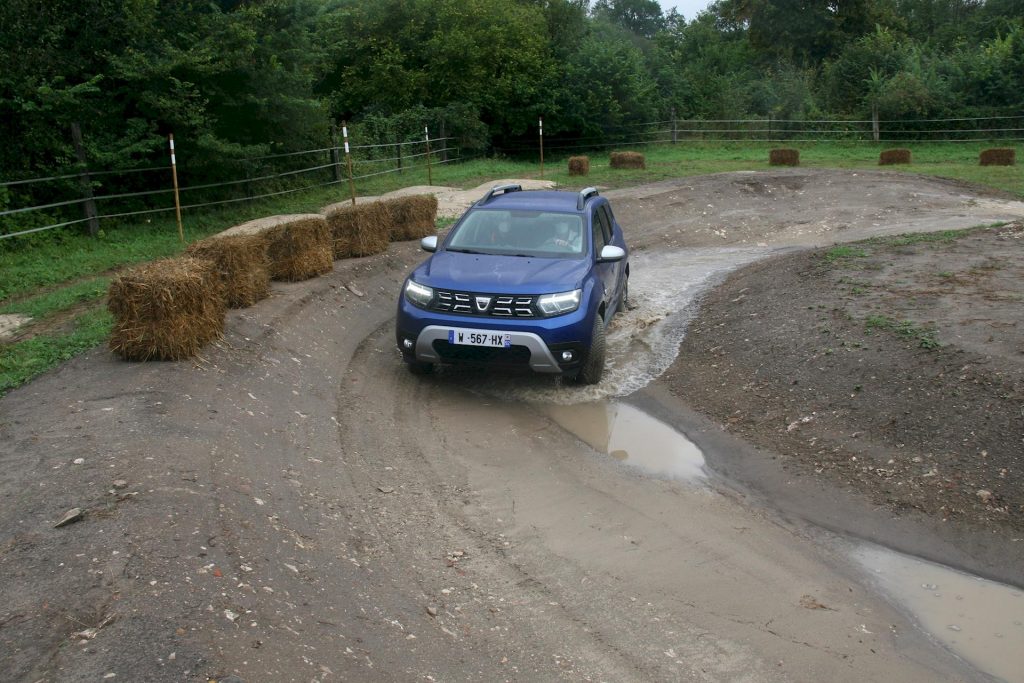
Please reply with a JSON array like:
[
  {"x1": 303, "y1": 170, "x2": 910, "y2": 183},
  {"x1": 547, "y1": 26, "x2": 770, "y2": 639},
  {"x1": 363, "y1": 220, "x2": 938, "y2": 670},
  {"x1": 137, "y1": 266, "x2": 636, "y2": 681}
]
[
  {"x1": 665, "y1": 224, "x2": 1024, "y2": 575},
  {"x1": 2, "y1": 169, "x2": 1024, "y2": 681}
]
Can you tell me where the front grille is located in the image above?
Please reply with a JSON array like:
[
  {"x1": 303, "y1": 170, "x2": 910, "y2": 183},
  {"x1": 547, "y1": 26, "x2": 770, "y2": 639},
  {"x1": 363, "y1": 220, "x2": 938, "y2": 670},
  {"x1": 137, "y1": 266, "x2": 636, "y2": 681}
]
[
  {"x1": 432, "y1": 341, "x2": 532, "y2": 365},
  {"x1": 430, "y1": 289, "x2": 535, "y2": 318}
]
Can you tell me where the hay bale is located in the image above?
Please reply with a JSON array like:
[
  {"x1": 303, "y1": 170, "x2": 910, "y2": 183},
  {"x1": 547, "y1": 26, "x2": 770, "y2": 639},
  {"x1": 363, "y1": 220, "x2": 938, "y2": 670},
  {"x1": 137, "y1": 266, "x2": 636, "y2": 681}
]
[
  {"x1": 384, "y1": 195, "x2": 439, "y2": 241},
  {"x1": 979, "y1": 148, "x2": 1016, "y2": 166},
  {"x1": 219, "y1": 214, "x2": 332, "y2": 282},
  {"x1": 108, "y1": 257, "x2": 225, "y2": 361},
  {"x1": 769, "y1": 148, "x2": 800, "y2": 166},
  {"x1": 568, "y1": 156, "x2": 590, "y2": 176},
  {"x1": 324, "y1": 202, "x2": 391, "y2": 257},
  {"x1": 879, "y1": 148, "x2": 912, "y2": 165},
  {"x1": 609, "y1": 151, "x2": 645, "y2": 169},
  {"x1": 186, "y1": 234, "x2": 270, "y2": 308}
]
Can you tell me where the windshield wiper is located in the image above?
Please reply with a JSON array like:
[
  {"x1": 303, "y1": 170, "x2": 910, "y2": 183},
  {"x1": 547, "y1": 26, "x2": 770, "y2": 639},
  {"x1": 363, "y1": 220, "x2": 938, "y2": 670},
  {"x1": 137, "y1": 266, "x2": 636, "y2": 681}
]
[{"x1": 447, "y1": 247, "x2": 488, "y2": 254}]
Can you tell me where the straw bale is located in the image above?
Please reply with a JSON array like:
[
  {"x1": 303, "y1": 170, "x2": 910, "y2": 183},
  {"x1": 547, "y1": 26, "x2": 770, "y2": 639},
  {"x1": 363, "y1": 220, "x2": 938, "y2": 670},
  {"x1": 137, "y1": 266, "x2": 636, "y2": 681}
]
[
  {"x1": 186, "y1": 234, "x2": 270, "y2": 308},
  {"x1": 324, "y1": 202, "x2": 391, "y2": 257},
  {"x1": 609, "y1": 151, "x2": 646, "y2": 169},
  {"x1": 568, "y1": 156, "x2": 590, "y2": 176},
  {"x1": 108, "y1": 257, "x2": 225, "y2": 361},
  {"x1": 769, "y1": 148, "x2": 800, "y2": 166},
  {"x1": 384, "y1": 195, "x2": 439, "y2": 241},
  {"x1": 879, "y1": 148, "x2": 912, "y2": 165},
  {"x1": 218, "y1": 214, "x2": 331, "y2": 281},
  {"x1": 979, "y1": 148, "x2": 1016, "y2": 166}
]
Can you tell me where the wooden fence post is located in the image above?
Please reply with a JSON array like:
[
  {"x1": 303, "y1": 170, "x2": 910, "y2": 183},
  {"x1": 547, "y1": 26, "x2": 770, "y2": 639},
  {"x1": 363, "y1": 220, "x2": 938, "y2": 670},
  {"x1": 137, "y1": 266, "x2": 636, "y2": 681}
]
[
  {"x1": 342, "y1": 121, "x2": 356, "y2": 205},
  {"x1": 330, "y1": 125, "x2": 343, "y2": 183},
  {"x1": 671, "y1": 108, "x2": 678, "y2": 144},
  {"x1": 396, "y1": 133, "x2": 403, "y2": 174},
  {"x1": 168, "y1": 134, "x2": 184, "y2": 245},
  {"x1": 70, "y1": 122, "x2": 99, "y2": 237},
  {"x1": 439, "y1": 120, "x2": 448, "y2": 163},
  {"x1": 538, "y1": 116, "x2": 544, "y2": 179},
  {"x1": 424, "y1": 126, "x2": 433, "y2": 186}
]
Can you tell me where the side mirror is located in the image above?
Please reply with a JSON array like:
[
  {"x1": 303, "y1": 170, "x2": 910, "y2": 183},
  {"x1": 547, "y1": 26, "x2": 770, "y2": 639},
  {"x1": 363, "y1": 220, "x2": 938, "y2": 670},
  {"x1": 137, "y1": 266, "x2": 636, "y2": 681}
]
[
  {"x1": 598, "y1": 245, "x2": 625, "y2": 262},
  {"x1": 420, "y1": 235, "x2": 438, "y2": 252}
]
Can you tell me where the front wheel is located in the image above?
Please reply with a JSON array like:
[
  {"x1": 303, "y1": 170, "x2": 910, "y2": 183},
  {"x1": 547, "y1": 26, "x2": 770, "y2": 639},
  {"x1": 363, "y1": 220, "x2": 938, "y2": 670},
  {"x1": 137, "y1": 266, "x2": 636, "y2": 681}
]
[{"x1": 575, "y1": 315, "x2": 606, "y2": 385}]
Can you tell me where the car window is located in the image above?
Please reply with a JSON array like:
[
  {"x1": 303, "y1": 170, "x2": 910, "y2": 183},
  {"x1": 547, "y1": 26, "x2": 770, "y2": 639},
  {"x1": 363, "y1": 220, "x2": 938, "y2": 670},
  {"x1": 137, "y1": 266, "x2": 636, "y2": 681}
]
[
  {"x1": 447, "y1": 209, "x2": 585, "y2": 259},
  {"x1": 591, "y1": 208, "x2": 608, "y2": 254},
  {"x1": 600, "y1": 205, "x2": 616, "y2": 236}
]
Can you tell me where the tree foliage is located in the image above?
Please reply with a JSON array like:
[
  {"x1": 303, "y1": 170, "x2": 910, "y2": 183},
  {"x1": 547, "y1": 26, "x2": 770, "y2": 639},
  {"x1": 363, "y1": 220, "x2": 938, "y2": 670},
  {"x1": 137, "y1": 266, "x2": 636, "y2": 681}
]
[{"x1": 2, "y1": 0, "x2": 1022, "y2": 208}]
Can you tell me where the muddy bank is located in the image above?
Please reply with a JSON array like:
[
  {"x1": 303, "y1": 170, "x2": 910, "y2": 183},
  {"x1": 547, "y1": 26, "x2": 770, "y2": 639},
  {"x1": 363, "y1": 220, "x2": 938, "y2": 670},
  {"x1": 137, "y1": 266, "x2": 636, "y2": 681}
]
[{"x1": 664, "y1": 223, "x2": 1024, "y2": 576}]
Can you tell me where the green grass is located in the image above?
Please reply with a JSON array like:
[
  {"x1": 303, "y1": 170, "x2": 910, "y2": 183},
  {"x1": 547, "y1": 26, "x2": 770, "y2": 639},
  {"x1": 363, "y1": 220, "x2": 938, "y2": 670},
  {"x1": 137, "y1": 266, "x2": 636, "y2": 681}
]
[
  {"x1": 0, "y1": 307, "x2": 113, "y2": 394},
  {"x1": 824, "y1": 245, "x2": 871, "y2": 262},
  {"x1": 1, "y1": 139, "x2": 1018, "y2": 394},
  {"x1": 0, "y1": 276, "x2": 110, "y2": 318},
  {"x1": 864, "y1": 314, "x2": 941, "y2": 349}
]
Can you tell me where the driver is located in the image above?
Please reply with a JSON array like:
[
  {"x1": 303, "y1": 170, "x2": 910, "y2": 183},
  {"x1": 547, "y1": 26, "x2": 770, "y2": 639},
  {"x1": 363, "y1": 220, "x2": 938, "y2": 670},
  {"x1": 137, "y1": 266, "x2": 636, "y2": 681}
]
[{"x1": 551, "y1": 221, "x2": 580, "y2": 250}]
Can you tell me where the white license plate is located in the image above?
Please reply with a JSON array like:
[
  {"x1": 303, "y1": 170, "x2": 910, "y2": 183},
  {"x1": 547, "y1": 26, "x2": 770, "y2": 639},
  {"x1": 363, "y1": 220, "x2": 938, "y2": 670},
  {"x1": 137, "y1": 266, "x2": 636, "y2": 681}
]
[{"x1": 447, "y1": 327, "x2": 511, "y2": 348}]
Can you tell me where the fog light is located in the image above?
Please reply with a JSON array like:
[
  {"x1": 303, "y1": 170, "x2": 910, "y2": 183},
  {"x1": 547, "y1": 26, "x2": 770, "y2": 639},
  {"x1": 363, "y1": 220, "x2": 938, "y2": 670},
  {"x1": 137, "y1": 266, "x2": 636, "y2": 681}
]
[
  {"x1": 403, "y1": 338, "x2": 414, "y2": 350},
  {"x1": 561, "y1": 350, "x2": 574, "y2": 362}
]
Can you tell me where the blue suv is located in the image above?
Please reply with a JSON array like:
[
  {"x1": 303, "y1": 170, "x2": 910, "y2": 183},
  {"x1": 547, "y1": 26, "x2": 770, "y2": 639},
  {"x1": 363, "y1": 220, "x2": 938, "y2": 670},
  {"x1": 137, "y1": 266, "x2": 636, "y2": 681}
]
[{"x1": 395, "y1": 184, "x2": 629, "y2": 384}]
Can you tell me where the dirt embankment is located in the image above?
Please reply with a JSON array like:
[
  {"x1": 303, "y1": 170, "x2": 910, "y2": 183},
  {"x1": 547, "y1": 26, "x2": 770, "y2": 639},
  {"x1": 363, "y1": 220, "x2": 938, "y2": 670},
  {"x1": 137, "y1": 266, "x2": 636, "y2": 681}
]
[{"x1": 666, "y1": 222, "x2": 1024, "y2": 536}]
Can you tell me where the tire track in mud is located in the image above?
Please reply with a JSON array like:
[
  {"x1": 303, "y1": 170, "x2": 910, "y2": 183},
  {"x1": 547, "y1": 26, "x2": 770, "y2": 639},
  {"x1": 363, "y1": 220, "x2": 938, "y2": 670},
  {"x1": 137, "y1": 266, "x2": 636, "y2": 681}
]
[{"x1": 333, "y1": 319, "x2": 657, "y2": 680}]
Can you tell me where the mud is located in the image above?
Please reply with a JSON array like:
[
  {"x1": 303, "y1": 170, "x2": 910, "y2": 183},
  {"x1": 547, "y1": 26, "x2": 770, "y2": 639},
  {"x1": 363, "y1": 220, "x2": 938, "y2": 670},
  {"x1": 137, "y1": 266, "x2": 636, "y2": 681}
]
[{"x1": 2, "y1": 169, "x2": 1024, "y2": 681}]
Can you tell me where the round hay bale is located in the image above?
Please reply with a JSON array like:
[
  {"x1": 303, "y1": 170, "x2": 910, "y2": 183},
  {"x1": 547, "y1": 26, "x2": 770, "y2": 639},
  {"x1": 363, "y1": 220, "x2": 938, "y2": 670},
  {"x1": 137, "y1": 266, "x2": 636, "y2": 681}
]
[
  {"x1": 769, "y1": 148, "x2": 800, "y2": 166},
  {"x1": 186, "y1": 234, "x2": 270, "y2": 308},
  {"x1": 879, "y1": 148, "x2": 912, "y2": 165},
  {"x1": 383, "y1": 195, "x2": 439, "y2": 241},
  {"x1": 979, "y1": 148, "x2": 1016, "y2": 166},
  {"x1": 324, "y1": 202, "x2": 391, "y2": 257},
  {"x1": 219, "y1": 214, "x2": 332, "y2": 282},
  {"x1": 609, "y1": 151, "x2": 645, "y2": 170},
  {"x1": 108, "y1": 257, "x2": 225, "y2": 361},
  {"x1": 568, "y1": 156, "x2": 590, "y2": 176}
]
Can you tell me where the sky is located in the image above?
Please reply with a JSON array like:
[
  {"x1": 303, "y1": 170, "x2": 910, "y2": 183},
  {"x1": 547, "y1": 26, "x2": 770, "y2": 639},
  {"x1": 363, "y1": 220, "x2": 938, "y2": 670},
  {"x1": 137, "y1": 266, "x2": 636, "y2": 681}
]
[{"x1": 659, "y1": 0, "x2": 716, "y2": 21}]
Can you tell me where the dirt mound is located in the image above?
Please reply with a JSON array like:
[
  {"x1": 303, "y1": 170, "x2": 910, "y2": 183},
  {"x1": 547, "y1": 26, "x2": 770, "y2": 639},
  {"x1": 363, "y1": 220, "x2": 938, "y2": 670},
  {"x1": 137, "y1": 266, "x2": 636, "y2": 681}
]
[{"x1": 666, "y1": 224, "x2": 1024, "y2": 533}]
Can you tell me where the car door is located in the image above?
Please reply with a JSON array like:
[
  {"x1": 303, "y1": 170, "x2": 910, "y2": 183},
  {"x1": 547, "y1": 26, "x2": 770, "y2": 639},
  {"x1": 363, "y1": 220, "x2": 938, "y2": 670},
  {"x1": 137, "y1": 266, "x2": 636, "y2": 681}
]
[
  {"x1": 597, "y1": 203, "x2": 626, "y2": 316},
  {"x1": 590, "y1": 205, "x2": 616, "y2": 320}
]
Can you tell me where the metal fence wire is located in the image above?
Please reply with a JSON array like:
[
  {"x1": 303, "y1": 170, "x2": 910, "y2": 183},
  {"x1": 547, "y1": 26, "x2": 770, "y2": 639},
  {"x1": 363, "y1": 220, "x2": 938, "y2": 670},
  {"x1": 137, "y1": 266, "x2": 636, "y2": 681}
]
[{"x1": 2, "y1": 113, "x2": 1022, "y2": 240}]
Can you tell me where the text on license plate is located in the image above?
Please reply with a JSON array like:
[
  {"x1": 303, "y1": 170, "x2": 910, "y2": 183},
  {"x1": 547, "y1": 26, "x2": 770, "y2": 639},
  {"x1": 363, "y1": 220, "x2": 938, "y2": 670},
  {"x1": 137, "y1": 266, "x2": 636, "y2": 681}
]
[{"x1": 447, "y1": 327, "x2": 512, "y2": 348}]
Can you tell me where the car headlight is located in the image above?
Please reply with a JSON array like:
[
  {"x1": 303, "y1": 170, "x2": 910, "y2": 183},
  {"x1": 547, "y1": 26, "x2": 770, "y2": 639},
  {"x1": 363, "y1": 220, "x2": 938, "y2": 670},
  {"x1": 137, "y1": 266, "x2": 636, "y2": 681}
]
[
  {"x1": 404, "y1": 280, "x2": 433, "y2": 308},
  {"x1": 537, "y1": 289, "x2": 581, "y2": 316}
]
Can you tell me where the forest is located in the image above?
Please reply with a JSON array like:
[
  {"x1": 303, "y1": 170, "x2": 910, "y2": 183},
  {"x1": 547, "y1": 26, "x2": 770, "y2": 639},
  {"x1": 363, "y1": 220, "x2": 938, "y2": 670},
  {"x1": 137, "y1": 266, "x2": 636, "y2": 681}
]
[{"x1": 1, "y1": 0, "x2": 1022, "y2": 223}]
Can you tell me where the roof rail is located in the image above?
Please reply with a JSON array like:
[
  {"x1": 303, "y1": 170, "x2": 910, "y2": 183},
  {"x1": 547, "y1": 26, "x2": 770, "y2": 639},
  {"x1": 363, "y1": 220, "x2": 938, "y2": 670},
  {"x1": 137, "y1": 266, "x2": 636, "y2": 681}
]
[
  {"x1": 576, "y1": 187, "x2": 599, "y2": 210},
  {"x1": 477, "y1": 183, "x2": 522, "y2": 206}
]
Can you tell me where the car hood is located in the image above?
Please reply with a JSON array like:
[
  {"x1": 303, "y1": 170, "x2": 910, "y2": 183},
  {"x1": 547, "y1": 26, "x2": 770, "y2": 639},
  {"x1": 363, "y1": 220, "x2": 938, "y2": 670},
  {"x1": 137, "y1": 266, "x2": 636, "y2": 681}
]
[{"x1": 415, "y1": 251, "x2": 590, "y2": 293}]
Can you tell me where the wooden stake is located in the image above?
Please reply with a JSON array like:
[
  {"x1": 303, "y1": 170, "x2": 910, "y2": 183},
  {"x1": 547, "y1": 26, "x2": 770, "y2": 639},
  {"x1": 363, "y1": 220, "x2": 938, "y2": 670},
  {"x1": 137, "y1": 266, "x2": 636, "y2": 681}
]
[
  {"x1": 168, "y1": 134, "x2": 184, "y2": 244},
  {"x1": 342, "y1": 121, "x2": 356, "y2": 205},
  {"x1": 425, "y1": 126, "x2": 433, "y2": 186},
  {"x1": 539, "y1": 116, "x2": 544, "y2": 179},
  {"x1": 71, "y1": 123, "x2": 99, "y2": 237}
]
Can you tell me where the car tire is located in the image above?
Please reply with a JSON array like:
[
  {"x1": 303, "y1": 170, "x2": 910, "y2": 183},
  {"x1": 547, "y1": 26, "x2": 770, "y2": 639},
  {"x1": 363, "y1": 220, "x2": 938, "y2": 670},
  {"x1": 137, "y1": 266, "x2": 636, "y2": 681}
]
[
  {"x1": 618, "y1": 277, "x2": 629, "y2": 312},
  {"x1": 406, "y1": 360, "x2": 434, "y2": 375},
  {"x1": 576, "y1": 315, "x2": 606, "y2": 385}
]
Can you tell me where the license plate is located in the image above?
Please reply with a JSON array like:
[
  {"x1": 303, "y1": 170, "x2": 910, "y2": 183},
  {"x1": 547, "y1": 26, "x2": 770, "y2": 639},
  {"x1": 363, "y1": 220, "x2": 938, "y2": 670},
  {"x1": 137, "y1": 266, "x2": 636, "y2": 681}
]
[{"x1": 447, "y1": 327, "x2": 512, "y2": 348}]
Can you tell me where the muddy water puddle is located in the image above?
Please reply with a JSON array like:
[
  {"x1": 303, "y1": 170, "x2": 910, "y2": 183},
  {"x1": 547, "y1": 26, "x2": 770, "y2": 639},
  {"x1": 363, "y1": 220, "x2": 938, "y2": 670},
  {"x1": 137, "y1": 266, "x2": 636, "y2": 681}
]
[
  {"x1": 854, "y1": 545, "x2": 1024, "y2": 683},
  {"x1": 464, "y1": 246, "x2": 772, "y2": 404},
  {"x1": 542, "y1": 400, "x2": 706, "y2": 482}
]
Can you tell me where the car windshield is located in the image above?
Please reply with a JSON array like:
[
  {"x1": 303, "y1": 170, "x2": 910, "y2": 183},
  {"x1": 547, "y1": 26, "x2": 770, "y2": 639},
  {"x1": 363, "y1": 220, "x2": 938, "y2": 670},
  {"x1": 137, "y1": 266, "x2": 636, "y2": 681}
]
[{"x1": 446, "y1": 209, "x2": 586, "y2": 259}]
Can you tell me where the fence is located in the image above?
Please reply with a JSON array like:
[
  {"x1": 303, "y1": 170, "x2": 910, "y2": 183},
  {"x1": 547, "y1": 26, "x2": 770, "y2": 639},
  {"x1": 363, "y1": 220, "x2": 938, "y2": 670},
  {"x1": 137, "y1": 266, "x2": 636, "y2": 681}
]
[
  {"x1": 4, "y1": 113, "x2": 1023, "y2": 241},
  {"x1": 492, "y1": 113, "x2": 1024, "y2": 154},
  {"x1": 0, "y1": 129, "x2": 460, "y2": 241}
]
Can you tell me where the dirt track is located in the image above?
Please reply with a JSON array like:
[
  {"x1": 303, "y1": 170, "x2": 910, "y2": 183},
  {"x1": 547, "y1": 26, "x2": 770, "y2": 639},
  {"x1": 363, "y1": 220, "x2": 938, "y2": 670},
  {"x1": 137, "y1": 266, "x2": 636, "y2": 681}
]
[{"x1": 2, "y1": 169, "x2": 1023, "y2": 682}]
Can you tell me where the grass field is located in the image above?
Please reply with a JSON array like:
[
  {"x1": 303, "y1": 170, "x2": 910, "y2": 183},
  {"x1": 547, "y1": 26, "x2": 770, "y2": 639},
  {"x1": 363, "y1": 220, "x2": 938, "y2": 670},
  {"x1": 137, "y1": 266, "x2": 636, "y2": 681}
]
[{"x1": 1, "y1": 140, "x2": 1020, "y2": 394}]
